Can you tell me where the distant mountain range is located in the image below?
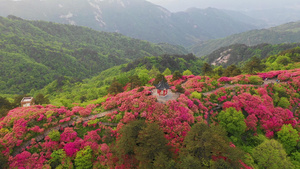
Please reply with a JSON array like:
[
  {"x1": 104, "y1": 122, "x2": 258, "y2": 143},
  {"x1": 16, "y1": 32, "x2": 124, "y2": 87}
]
[
  {"x1": 0, "y1": 0, "x2": 263, "y2": 46},
  {"x1": 191, "y1": 21, "x2": 300, "y2": 57},
  {"x1": 0, "y1": 16, "x2": 186, "y2": 94}
]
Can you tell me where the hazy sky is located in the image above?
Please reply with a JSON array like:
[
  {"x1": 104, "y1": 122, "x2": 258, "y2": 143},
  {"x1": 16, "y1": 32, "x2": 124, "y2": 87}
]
[{"x1": 146, "y1": 0, "x2": 300, "y2": 12}]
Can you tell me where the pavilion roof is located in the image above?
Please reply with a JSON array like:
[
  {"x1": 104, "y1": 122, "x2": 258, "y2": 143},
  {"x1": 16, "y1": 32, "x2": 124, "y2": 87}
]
[{"x1": 155, "y1": 80, "x2": 170, "y2": 90}]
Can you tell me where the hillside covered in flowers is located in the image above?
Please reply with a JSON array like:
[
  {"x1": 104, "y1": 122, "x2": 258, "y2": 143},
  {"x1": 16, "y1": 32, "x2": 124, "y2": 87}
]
[{"x1": 0, "y1": 68, "x2": 300, "y2": 168}]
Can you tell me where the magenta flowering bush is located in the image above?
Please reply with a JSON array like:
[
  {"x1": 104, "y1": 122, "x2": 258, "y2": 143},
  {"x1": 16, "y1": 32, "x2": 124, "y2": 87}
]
[{"x1": 1, "y1": 68, "x2": 300, "y2": 168}]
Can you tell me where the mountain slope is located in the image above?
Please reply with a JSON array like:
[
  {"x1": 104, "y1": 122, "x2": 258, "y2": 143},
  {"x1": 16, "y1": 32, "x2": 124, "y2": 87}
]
[
  {"x1": 191, "y1": 21, "x2": 300, "y2": 57},
  {"x1": 0, "y1": 16, "x2": 186, "y2": 94},
  {"x1": 204, "y1": 43, "x2": 300, "y2": 67},
  {"x1": 0, "y1": 0, "x2": 261, "y2": 46}
]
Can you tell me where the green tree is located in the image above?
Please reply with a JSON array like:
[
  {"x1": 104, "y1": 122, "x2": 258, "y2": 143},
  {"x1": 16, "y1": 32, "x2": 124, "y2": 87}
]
[
  {"x1": 175, "y1": 85, "x2": 185, "y2": 93},
  {"x1": 183, "y1": 69, "x2": 193, "y2": 76},
  {"x1": 190, "y1": 91, "x2": 202, "y2": 99},
  {"x1": 223, "y1": 65, "x2": 241, "y2": 77},
  {"x1": 180, "y1": 123, "x2": 244, "y2": 168},
  {"x1": 12, "y1": 94, "x2": 28, "y2": 107},
  {"x1": 135, "y1": 123, "x2": 172, "y2": 168},
  {"x1": 202, "y1": 62, "x2": 212, "y2": 79},
  {"x1": 0, "y1": 96, "x2": 12, "y2": 118},
  {"x1": 252, "y1": 139, "x2": 294, "y2": 169},
  {"x1": 162, "y1": 68, "x2": 172, "y2": 76},
  {"x1": 137, "y1": 68, "x2": 150, "y2": 85},
  {"x1": 149, "y1": 66, "x2": 161, "y2": 79},
  {"x1": 243, "y1": 56, "x2": 265, "y2": 74},
  {"x1": 277, "y1": 97, "x2": 290, "y2": 108},
  {"x1": 128, "y1": 75, "x2": 142, "y2": 90},
  {"x1": 35, "y1": 93, "x2": 50, "y2": 105},
  {"x1": 48, "y1": 130, "x2": 60, "y2": 142},
  {"x1": 214, "y1": 66, "x2": 224, "y2": 76},
  {"x1": 108, "y1": 78, "x2": 124, "y2": 95},
  {"x1": 275, "y1": 55, "x2": 291, "y2": 66},
  {"x1": 172, "y1": 70, "x2": 182, "y2": 81},
  {"x1": 218, "y1": 107, "x2": 247, "y2": 137},
  {"x1": 49, "y1": 149, "x2": 73, "y2": 169},
  {"x1": 74, "y1": 146, "x2": 93, "y2": 169},
  {"x1": 116, "y1": 120, "x2": 146, "y2": 157},
  {"x1": 79, "y1": 95, "x2": 87, "y2": 103},
  {"x1": 277, "y1": 124, "x2": 299, "y2": 154},
  {"x1": 153, "y1": 73, "x2": 167, "y2": 86}
]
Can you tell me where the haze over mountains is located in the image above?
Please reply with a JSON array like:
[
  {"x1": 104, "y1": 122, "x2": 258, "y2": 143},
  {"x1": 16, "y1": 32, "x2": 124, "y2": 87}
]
[
  {"x1": 0, "y1": 0, "x2": 265, "y2": 47},
  {"x1": 191, "y1": 21, "x2": 300, "y2": 57}
]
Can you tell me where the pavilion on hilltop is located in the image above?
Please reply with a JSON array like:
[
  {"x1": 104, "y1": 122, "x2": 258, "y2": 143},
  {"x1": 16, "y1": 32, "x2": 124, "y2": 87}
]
[{"x1": 155, "y1": 80, "x2": 170, "y2": 96}]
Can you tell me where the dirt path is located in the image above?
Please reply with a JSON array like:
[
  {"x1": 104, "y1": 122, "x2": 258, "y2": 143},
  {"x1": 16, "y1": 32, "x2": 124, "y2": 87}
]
[{"x1": 12, "y1": 108, "x2": 118, "y2": 156}]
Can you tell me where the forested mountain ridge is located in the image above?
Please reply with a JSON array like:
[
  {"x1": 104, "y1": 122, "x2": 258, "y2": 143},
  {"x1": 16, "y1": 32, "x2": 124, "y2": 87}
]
[
  {"x1": 0, "y1": 16, "x2": 186, "y2": 94},
  {"x1": 204, "y1": 43, "x2": 300, "y2": 67},
  {"x1": 35, "y1": 53, "x2": 204, "y2": 105},
  {"x1": 0, "y1": 0, "x2": 262, "y2": 46},
  {"x1": 191, "y1": 21, "x2": 300, "y2": 57}
]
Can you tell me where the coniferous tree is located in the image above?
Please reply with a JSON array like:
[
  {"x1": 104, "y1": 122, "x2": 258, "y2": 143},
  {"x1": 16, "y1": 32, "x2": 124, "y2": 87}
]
[
  {"x1": 153, "y1": 74, "x2": 166, "y2": 85},
  {"x1": 35, "y1": 93, "x2": 50, "y2": 105},
  {"x1": 202, "y1": 62, "x2": 212, "y2": 79},
  {"x1": 108, "y1": 78, "x2": 124, "y2": 95},
  {"x1": 243, "y1": 56, "x2": 265, "y2": 74},
  {"x1": 172, "y1": 70, "x2": 182, "y2": 81}
]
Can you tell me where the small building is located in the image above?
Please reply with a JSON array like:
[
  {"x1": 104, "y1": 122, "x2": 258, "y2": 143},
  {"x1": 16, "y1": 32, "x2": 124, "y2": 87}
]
[
  {"x1": 21, "y1": 97, "x2": 35, "y2": 107},
  {"x1": 155, "y1": 80, "x2": 170, "y2": 96}
]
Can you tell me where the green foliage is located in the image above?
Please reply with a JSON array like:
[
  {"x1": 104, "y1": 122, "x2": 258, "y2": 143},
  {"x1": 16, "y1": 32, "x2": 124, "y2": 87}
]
[
  {"x1": 0, "y1": 146, "x2": 8, "y2": 169},
  {"x1": 190, "y1": 91, "x2": 202, "y2": 99},
  {"x1": 211, "y1": 80, "x2": 219, "y2": 87},
  {"x1": 137, "y1": 87, "x2": 144, "y2": 92},
  {"x1": 153, "y1": 152, "x2": 176, "y2": 169},
  {"x1": 248, "y1": 76, "x2": 263, "y2": 85},
  {"x1": 128, "y1": 75, "x2": 142, "y2": 90},
  {"x1": 179, "y1": 154, "x2": 203, "y2": 169},
  {"x1": 277, "y1": 124, "x2": 299, "y2": 154},
  {"x1": 148, "y1": 66, "x2": 161, "y2": 79},
  {"x1": 0, "y1": 96, "x2": 13, "y2": 118},
  {"x1": 135, "y1": 123, "x2": 172, "y2": 168},
  {"x1": 116, "y1": 120, "x2": 146, "y2": 157},
  {"x1": 74, "y1": 146, "x2": 93, "y2": 169},
  {"x1": 180, "y1": 123, "x2": 245, "y2": 168},
  {"x1": 222, "y1": 65, "x2": 242, "y2": 77},
  {"x1": 243, "y1": 56, "x2": 265, "y2": 74},
  {"x1": 172, "y1": 71, "x2": 182, "y2": 81},
  {"x1": 123, "y1": 54, "x2": 202, "y2": 75},
  {"x1": 137, "y1": 68, "x2": 150, "y2": 85},
  {"x1": 218, "y1": 107, "x2": 247, "y2": 137},
  {"x1": 277, "y1": 97, "x2": 291, "y2": 108},
  {"x1": 49, "y1": 149, "x2": 73, "y2": 169},
  {"x1": 108, "y1": 79, "x2": 124, "y2": 95},
  {"x1": 48, "y1": 130, "x2": 60, "y2": 142},
  {"x1": 175, "y1": 85, "x2": 185, "y2": 93},
  {"x1": 291, "y1": 152, "x2": 300, "y2": 167},
  {"x1": 153, "y1": 74, "x2": 166, "y2": 86},
  {"x1": 183, "y1": 69, "x2": 193, "y2": 75},
  {"x1": 0, "y1": 16, "x2": 179, "y2": 94},
  {"x1": 202, "y1": 62, "x2": 212, "y2": 78},
  {"x1": 214, "y1": 66, "x2": 224, "y2": 76},
  {"x1": 162, "y1": 68, "x2": 172, "y2": 76},
  {"x1": 275, "y1": 55, "x2": 291, "y2": 66},
  {"x1": 252, "y1": 139, "x2": 294, "y2": 169},
  {"x1": 35, "y1": 93, "x2": 50, "y2": 105}
]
